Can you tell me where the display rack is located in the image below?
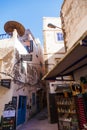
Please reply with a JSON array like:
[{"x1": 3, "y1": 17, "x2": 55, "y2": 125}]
[{"x1": 55, "y1": 87, "x2": 79, "y2": 130}]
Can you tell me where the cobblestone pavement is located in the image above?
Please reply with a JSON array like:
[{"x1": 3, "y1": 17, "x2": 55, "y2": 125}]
[{"x1": 17, "y1": 108, "x2": 58, "y2": 130}]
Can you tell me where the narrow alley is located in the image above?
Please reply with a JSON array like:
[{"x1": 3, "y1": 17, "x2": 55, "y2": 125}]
[{"x1": 17, "y1": 108, "x2": 58, "y2": 130}]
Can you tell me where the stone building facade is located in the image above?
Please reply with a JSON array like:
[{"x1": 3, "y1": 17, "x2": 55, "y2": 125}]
[
  {"x1": 42, "y1": 1, "x2": 87, "y2": 129},
  {"x1": 0, "y1": 24, "x2": 45, "y2": 127},
  {"x1": 61, "y1": 0, "x2": 87, "y2": 50},
  {"x1": 43, "y1": 17, "x2": 65, "y2": 123},
  {"x1": 43, "y1": 17, "x2": 65, "y2": 73},
  {"x1": 60, "y1": 0, "x2": 87, "y2": 81}
]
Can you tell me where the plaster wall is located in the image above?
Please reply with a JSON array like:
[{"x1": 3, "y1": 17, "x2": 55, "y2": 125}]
[
  {"x1": 0, "y1": 38, "x2": 15, "y2": 117},
  {"x1": 0, "y1": 29, "x2": 44, "y2": 122},
  {"x1": 43, "y1": 17, "x2": 65, "y2": 72}
]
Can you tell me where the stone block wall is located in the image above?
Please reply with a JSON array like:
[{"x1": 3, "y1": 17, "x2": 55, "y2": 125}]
[{"x1": 61, "y1": 0, "x2": 87, "y2": 50}]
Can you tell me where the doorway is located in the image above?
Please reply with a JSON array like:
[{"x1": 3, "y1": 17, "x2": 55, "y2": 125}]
[{"x1": 17, "y1": 96, "x2": 27, "y2": 126}]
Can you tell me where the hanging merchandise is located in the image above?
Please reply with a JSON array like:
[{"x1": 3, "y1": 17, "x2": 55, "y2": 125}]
[
  {"x1": 70, "y1": 83, "x2": 82, "y2": 96},
  {"x1": 75, "y1": 94, "x2": 87, "y2": 130},
  {"x1": 80, "y1": 76, "x2": 87, "y2": 93}
]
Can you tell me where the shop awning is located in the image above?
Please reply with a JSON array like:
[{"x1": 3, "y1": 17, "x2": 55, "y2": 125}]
[{"x1": 42, "y1": 35, "x2": 87, "y2": 80}]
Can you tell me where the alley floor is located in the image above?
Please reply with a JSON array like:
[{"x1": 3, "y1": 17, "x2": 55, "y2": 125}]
[{"x1": 17, "y1": 108, "x2": 58, "y2": 130}]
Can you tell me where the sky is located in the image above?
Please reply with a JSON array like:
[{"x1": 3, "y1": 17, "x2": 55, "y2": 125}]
[{"x1": 0, "y1": 0, "x2": 63, "y2": 46}]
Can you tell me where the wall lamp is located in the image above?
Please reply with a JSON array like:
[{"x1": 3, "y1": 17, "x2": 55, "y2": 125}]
[{"x1": 47, "y1": 23, "x2": 62, "y2": 30}]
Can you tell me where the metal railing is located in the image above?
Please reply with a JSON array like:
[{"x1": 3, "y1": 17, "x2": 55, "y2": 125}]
[{"x1": 0, "y1": 33, "x2": 12, "y2": 39}]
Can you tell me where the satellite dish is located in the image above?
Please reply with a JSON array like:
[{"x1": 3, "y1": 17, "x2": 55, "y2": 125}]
[{"x1": 4, "y1": 21, "x2": 25, "y2": 36}]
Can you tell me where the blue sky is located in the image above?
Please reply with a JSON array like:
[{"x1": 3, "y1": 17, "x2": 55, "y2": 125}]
[{"x1": 0, "y1": 0, "x2": 63, "y2": 46}]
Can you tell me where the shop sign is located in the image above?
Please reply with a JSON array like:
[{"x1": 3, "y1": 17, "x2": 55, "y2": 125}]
[
  {"x1": 3, "y1": 110, "x2": 15, "y2": 118},
  {"x1": 0, "y1": 79, "x2": 11, "y2": 88},
  {"x1": 2, "y1": 103, "x2": 16, "y2": 130},
  {"x1": 21, "y1": 54, "x2": 32, "y2": 61}
]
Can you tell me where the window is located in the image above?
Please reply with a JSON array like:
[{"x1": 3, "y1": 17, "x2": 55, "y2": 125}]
[
  {"x1": 32, "y1": 93, "x2": 35, "y2": 105},
  {"x1": 30, "y1": 40, "x2": 33, "y2": 52},
  {"x1": 57, "y1": 33, "x2": 64, "y2": 41},
  {"x1": 21, "y1": 62, "x2": 25, "y2": 73},
  {"x1": 24, "y1": 40, "x2": 33, "y2": 53}
]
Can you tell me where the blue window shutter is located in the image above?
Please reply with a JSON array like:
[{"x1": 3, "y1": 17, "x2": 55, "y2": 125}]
[
  {"x1": 30, "y1": 40, "x2": 33, "y2": 52},
  {"x1": 24, "y1": 40, "x2": 33, "y2": 53},
  {"x1": 57, "y1": 33, "x2": 64, "y2": 41},
  {"x1": 24, "y1": 46, "x2": 30, "y2": 53}
]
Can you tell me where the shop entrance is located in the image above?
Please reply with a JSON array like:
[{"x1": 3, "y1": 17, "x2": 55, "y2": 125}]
[{"x1": 17, "y1": 96, "x2": 26, "y2": 126}]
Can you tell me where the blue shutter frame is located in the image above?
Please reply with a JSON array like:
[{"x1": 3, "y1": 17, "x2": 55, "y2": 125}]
[{"x1": 57, "y1": 33, "x2": 64, "y2": 41}]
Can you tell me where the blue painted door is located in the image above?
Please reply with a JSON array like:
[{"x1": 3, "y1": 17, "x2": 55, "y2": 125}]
[{"x1": 17, "y1": 96, "x2": 26, "y2": 126}]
